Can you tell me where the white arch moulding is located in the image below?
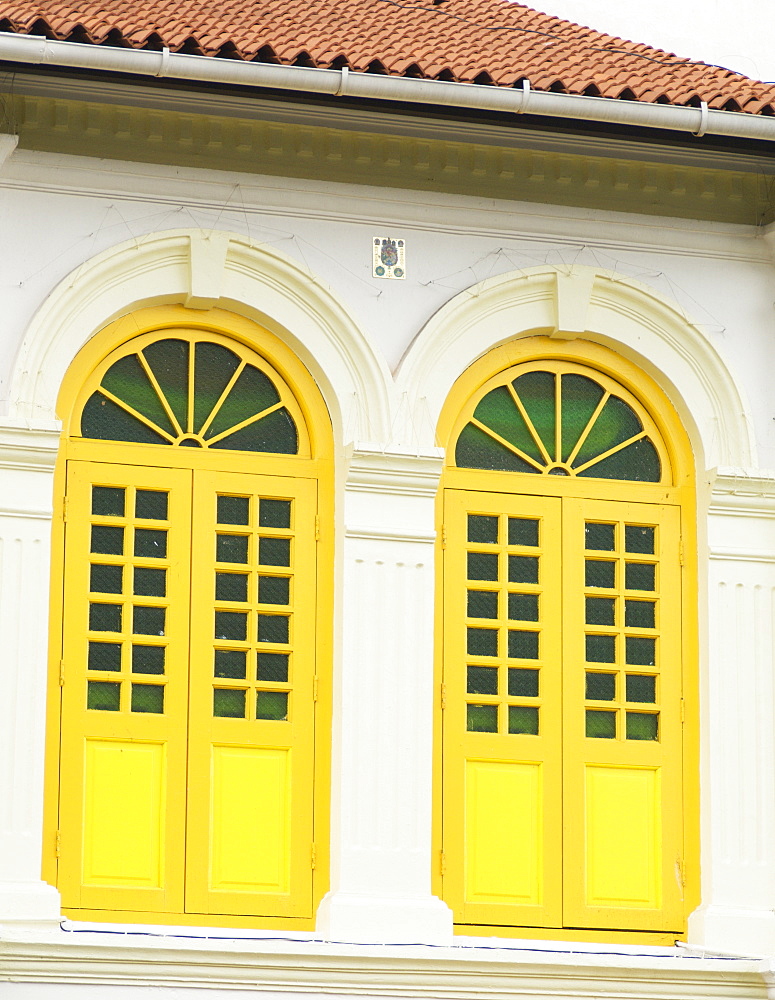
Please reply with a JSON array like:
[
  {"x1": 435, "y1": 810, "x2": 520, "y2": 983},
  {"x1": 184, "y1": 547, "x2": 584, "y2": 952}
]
[
  {"x1": 395, "y1": 265, "x2": 755, "y2": 472},
  {"x1": 8, "y1": 228, "x2": 393, "y2": 445}
]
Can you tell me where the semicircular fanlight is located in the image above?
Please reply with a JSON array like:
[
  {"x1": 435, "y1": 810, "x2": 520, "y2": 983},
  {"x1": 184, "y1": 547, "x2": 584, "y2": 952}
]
[
  {"x1": 80, "y1": 338, "x2": 299, "y2": 454},
  {"x1": 455, "y1": 370, "x2": 662, "y2": 482}
]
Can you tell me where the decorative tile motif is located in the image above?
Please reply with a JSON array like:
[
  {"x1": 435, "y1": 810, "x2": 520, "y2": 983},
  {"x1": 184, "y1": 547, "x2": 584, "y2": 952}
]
[{"x1": 372, "y1": 237, "x2": 406, "y2": 280}]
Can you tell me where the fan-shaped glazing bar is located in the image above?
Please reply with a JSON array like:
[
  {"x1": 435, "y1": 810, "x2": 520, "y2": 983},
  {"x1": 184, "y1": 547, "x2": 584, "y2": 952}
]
[
  {"x1": 470, "y1": 417, "x2": 545, "y2": 472},
  {"x1": 97, "y1": 385, "x2": 177, "y2": 444},
  {"x1": 506, "y1": 382, "x2": 552, "y2": 465}
]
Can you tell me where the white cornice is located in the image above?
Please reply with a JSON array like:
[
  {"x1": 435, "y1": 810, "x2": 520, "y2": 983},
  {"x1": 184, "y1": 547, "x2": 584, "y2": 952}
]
[
  {"x1": 0, "y1": 150, "x2": 768, "y2": 265},
  {"x1": 0, "y1": 934, "x2": 772, "y2": 997},
  {"x1": 0, "y1": 419, "x2": 61, "y2": 472},
  {"x1": 345, "y1": 445, "x2": 444, "y2": 497}
]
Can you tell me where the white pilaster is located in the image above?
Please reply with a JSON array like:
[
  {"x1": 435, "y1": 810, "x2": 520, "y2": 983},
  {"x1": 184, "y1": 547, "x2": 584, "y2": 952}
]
[
  {"x1": 0, "y1": 421, "x2": 62, "y2": 931},
  {"x1": 689, "y1": 471, "x2": 775, "y2": 954},
  {"x1": 317, "y1": 445, "x2": 453, "y2": 944}
]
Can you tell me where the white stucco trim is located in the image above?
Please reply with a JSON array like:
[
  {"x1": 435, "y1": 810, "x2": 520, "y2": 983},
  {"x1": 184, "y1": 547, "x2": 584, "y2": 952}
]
[
  {"x1": 7, "y1": 228, "x2": 393, "y2": 444},
  {"x1": 395, "y1": 265, "x2": 754, "y2": 469}
]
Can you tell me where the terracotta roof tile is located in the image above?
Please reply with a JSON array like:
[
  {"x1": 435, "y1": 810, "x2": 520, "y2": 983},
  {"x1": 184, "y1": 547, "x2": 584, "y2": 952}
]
[{"x1": 0, "y1": 0, "x2": 774, "y2": 114}]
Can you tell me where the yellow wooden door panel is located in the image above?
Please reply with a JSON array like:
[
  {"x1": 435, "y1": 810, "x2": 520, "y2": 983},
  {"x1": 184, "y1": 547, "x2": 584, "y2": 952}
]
[
  {"x1": 562, "y1": 498, "x2": 683, "y2": 931},
  {"x1": 210, "y1": 746, "x2": 291, "y2": 893},
  {"x1": 584, "y1": 765, "x2": 661, "y2": 910},
  {"x1": 442, "y1": 489, "x2": 563, "y2": 928},
  {"x1": 464, "y1": 759, "x2": 545, "y2": 906},
  {"x1": 82, "y1": 740, "x2": 167, "y2": 888},
  {"x1": 59, "y1": 461, "x2": 191, "y2": 913},
  {"x1": 185, "y1": 470, "x2": 317, "y2": 918}
]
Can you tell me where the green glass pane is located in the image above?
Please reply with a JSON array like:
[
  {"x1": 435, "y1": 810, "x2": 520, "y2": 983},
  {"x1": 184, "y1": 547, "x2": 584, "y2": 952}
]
[
  {"x1": 574, "y1": 395, "x2": 642, "y2": 468},
  {"x1": 625, "y1": 525, "x2": 655, "y2": 554},
  {"x1": 91, "y1": 525, "x2": 124, "y2": 556},
  {"x1": 215, "y1": 649, "x2": 246, "y2": 679},
  {"x1": 258, "y1": 576, "x2": 290, "y2": 605},
  {"x1": 625, "y1": 600, "x2": 655, "y2": 628},
  {"x1": 90, "y1": 564, "x2": 123, "y2": 595},
  {"x1": 508, "y1": 518, "x2": 539, "y2": 547},
  {"x1": 508, "y1": 593, "x2": 539, "y2": 621},
  {"x1": 102, "y1": 354, "x2": 176, "y2": 436},
  {"x1": 586, "y1": 671, "x2": 616, "y2": 700},
  {"x1": 626, "y1": 636, "x2": 656, "y2": 666},
  {"x1": 257, "y1": 652, "x2": 289, "y2": 683},
  {"x1": 215, "y1": 611, "x2": 248, "y2": 641},
  {"x1": 256, "y1": 690, "x2": 289, "y2": 721},
  {"x1": 585, "y1": 523, "x2": 615, "y2": 551},
  {"x1": 467, "y1": 704, "x2": 498, "y2": 732},
  {"x1": 508, "y1": 667, "x2": 539, "y2": 697},
  {"x1": 467, "y1": 590, "x2": 498, "y2": 619},
  {"x1": 88, "y1": 641, "x2": 121, "y2": 672},
  {"x1": 217, "y1": 496, "x2": 250, "y2": 525},
  {"x1": 133, "y1": 606, "x2": 165, "y2": 636},
  {"x1": 508, "y1": 630, "x2": 539, "y2": 659},
  {"x1": 81, "y1": 392, "x2": 171, "y2": 445},
  {"x1": 586, "y1": 634, "x2": 616, "y2": 663},
  {"x1": 560, "y1": 373, "x2": 605, "y2": 461},
  {"x1": 625, "y1": 562, "x2": 656, "y2": 592},
  {"x1": 143, "y1": 339, "x2": 189, "y2": 430},
  {"x1": 217, "y1": 534, "x2": 249, "y2": 564},
  {"x1": 259, "y1": 537, "x2": 291, "y2": 567},
  {"x1": 467, "y1": 665, "x2": 498, "y2": 694},
  {"x1": 89, "y1": 602, "x2": 122, "y2": 632},
  {"x1": 134, "y1": 567, "x2": 166, "y2": 597},
  {"x1": 131, "y1": 683, "x2": 164, "y2": 714},
  {"x1": 508, "y1": 555, "x2": 538, "y2": 584},
  {"x1": 211, "y1": 408, "x2": 298, "y2": 454},
  {"x1": 87, "y1": 680, "x2": 121, "y2": 711},
  {"x1": 586, "y1": 709, "x2": 616, "y2": 738},
  {"x1": 193, "y1": 341, "x2": 241, "y2": 433},
  {"x1": 585, "y1": 560, "x2": 615, "y2": 588},
  {"x1": 205, "y1": 363, "x2": 281, "y2": 439},
  {"x1": 134, "y1": 529, "x2": 167, "y2": 559},
  {"x1": 508, "y1": 705, "x2": 539, "y2": 735},
  {"x1": 626, "y1": 674, "x2": 656, "y2": 703},
  {"x1": 626, "y1": 712, "x2": 659, "y2": 740},
  {"x1": 473, "y1": 385, "x2": 543, "y2": 463},
  {"x1": 468, "y1": 514, "x2": 498, "y2": 544},
  {"x1": 467, "y1": 552, "x2": 499, "y2": 581},
  {"x1": 213, "y1": 688, "x2": 246, "y2": 718},
  {"x1": 512, "y1": 371, "x2": 556, "y2": 459},
  {"x1": 467, "y1": 627, "x2": 498, "y2": 656},
  {"x1": 217, "y1": 572, "x2": 249, "y2": 603},
  {"x1": 260, "y1": 499, "x2": 292, "y2": 529},
  {"x1": 92, "y1": 486, "x2": 125, "y2": 517},
  {"x1": 585, "y1": 596, "x2": 615, "y2": 626},
  {"x1": 578, "y1": 437, "x2": 661, "y2": 483},
  {"x1": 135, "y1": 490, "x2": 168, "y2": 521},
  {"x1": 132, "y1": 644, "x2": 165, "y2": 675},
  {"x1": 258, "y1": 614, "x2": 290, "y2": 644},
  {"x1": 455, "y1": 423, "x2": 537, "y2": 473}
]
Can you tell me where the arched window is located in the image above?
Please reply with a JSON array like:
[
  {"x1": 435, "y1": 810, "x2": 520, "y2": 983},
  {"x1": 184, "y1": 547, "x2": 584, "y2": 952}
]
[
  {"x1": 437, "y1": 344, "x2": 696, "y2": 940},
  {"x1": 48, "y1": 312, "x2": 332, "y2": 927}
]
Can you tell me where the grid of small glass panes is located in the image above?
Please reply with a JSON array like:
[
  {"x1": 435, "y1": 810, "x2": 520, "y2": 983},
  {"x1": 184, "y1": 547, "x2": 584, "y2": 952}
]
[
  {"x1": 86, "y1": 485, "x2": 170, "y2": 714},
  {"x1": 213, "y1": 493, "x2": 294, "y2": 722},
  {"x1": 584, "y1": 520, "x2": 660, "y2": 740},
  {"x1": 465, "y1": 513, "x2": 543, "y2": 735}
]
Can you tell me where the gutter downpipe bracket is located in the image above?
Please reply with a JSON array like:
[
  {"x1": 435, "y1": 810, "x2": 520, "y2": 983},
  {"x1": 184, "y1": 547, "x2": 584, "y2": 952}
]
[{"x1": 0, "y1": 32, "x2": 773, "y2": 145}]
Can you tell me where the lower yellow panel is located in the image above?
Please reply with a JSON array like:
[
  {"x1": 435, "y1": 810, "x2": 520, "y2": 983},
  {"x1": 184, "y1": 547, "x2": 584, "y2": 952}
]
[
  {"x1": 210, "y1": 746, "x2": 290, "y2": 894},
  {"x1": 465, "y1": 760, "x2": 542, "y2": 906},
  {"x1": 585, "y1": 766, "x2": 661, "y2": 910},
  {"x1": 83, "y1": 740, "x2": 166, "y2": 888}
]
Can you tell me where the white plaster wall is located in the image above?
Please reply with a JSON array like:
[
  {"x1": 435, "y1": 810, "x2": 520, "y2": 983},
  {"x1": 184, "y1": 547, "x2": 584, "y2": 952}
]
[
  {"x1": 1, "y1": 150, "x2": 774, "y2": 465},
  {"x1": 532, "y1": 0, "x2": 775, "y2": 84}
]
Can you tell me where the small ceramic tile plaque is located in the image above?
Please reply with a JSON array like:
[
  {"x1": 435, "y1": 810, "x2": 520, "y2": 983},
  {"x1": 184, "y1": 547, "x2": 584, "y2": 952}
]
[{"x1": 372, "y1": 237, "x2": 406, "y2": 279}]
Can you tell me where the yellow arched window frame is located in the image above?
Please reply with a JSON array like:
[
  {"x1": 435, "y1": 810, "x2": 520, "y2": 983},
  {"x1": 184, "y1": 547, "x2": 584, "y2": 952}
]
[
  {"x1": 43, "y1": 306, "x2": 333, "y2": 929},
  {"x1": 434, "y1": 337, "x2": 698, "y2": 944}
]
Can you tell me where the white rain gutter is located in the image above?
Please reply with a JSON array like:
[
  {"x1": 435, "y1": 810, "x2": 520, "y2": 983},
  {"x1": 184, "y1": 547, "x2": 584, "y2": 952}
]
[{"x1": 1, "y1": 31, "x2": 775, "y2": 144}]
